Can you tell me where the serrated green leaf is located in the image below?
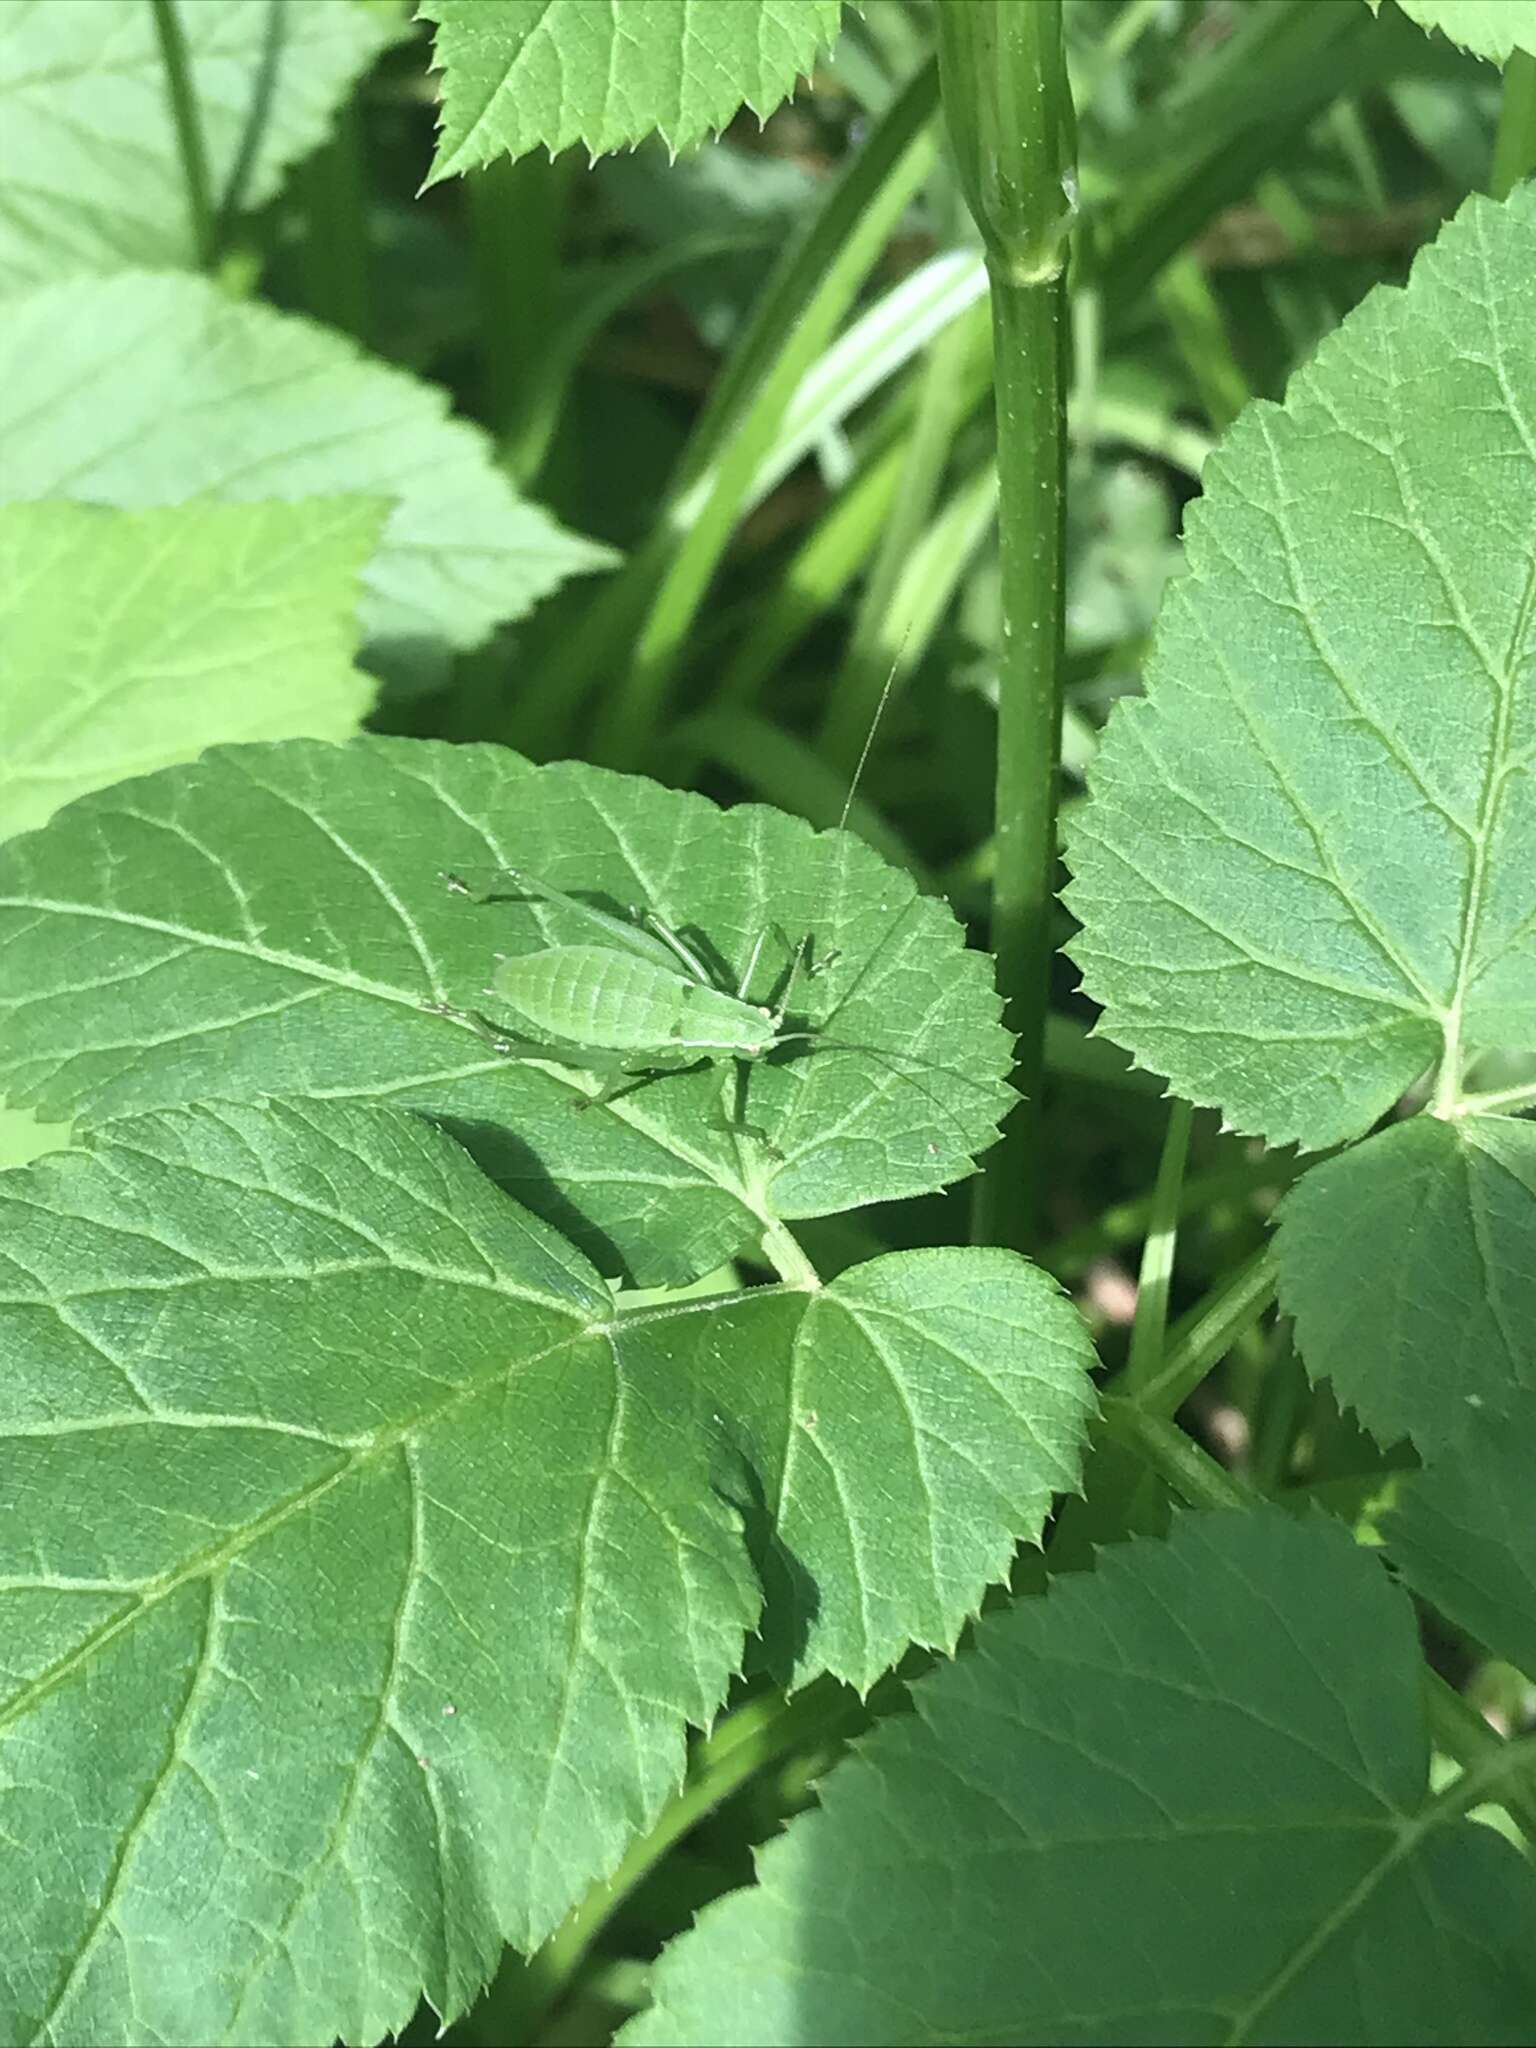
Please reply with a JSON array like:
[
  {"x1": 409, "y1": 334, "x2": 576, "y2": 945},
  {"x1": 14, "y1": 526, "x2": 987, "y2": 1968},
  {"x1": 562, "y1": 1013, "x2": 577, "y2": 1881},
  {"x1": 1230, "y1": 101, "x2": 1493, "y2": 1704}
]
[
  {"x1": 1365, "y1": 0, "x2": 1536, "y2": 65},
  {"x1": 0, "y1": 735, "x2": 1014, "y2": 1287},
  {"x1": 1388, "y1": 1387, "x2": 1536, "y2": 1676},
  {"x1": 419, "y1": 0, "x2": 844, "y2": 176},
  {"x1": 0, "y1": 498, "x2": 383, "y2": 841},
  {"x1": 0, "y1": 271, "x2": 616, "y2": 662},
  {"x1": 1065, "y1": 186, "x2": 1536, "y2": 1152},
  {"x1": 0, "y1": 1097, "x2": 1095, "y2": 2043},
  {"x1": 0, "y1": 1098, "x2": 753, "y2": 2044},
  {"x1": 629, "y1": 1247, "x2": 1097, "y2": 1689},
  {"x1": 624, "y1": 1510, "x2": 1536, "y2": 2047},
  {"x1": 1276, "y1": 1113, "x2": 1536, "y2": 1452},
  {"x1": 0, "y1": 0, "x2": 400, "y2": 295}
]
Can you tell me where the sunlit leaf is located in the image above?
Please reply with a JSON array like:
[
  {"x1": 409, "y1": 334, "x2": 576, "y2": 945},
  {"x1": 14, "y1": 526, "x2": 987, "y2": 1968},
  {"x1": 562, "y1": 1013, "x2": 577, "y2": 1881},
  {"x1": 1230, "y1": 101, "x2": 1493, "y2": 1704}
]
[
  {"x1": 420, "y1": 0, "x2": 844, "y2": 176},
  {"x1": 0, "y1": 735, "x2": 1014, "y2": 1286},
  {"x1": 0, "y1": 497, "x2": 382, "y2": 840},
  {"x1": 0, "y1": 0, "x2": 400, "y2": 293},
  {"x1": 1066, "y1": 186, "x2": 1536, "y2": 1150},
  {"x1": 0, "y1": 271, "x2": 616, "y2": 663}
]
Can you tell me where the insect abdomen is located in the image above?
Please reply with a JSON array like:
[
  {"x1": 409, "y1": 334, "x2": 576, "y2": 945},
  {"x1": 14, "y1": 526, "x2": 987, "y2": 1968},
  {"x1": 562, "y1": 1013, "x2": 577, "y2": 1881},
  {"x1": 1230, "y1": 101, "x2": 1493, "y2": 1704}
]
[{"x1": 492, "y1": 946, "x2": 772, "y2": 1055}]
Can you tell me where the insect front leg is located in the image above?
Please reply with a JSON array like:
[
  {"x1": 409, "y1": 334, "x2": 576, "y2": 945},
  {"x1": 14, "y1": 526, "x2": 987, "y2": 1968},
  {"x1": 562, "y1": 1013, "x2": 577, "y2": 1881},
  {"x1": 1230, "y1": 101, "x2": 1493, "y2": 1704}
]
[{"x1": 421, "y1": 1000, "x2": 520, "y2": 1054}]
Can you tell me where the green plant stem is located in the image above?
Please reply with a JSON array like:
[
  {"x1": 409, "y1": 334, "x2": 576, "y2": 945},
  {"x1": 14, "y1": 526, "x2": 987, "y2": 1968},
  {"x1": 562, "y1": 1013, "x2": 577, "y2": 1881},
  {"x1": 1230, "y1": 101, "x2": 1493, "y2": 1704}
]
[
  {"x1": 591, "y1": 64, "x2": 940, "y2": 766},
  {"x1": 151, "y1": 0, "x2": 214, "y2": 271},
  {"x1": 974, "y1": 275, "x2": 1067, "y2": 1254},
  {"x1": 1043, "y1": 1154, "x2": 1297, "y2": 1276},
  {"x1": 711, "y1": 435, "x2": 908, "y2": 717},
  {"x1": 294, "y1": 105, "x2": 371, "y2": 343},
  {"x1": 214, "y1": 0, "x2": 285, "y2": 249},
  {"x1": 671, "y1": 709, "x2": 919, "y2": 876},
  {"x1": 1120, "y1": 1099, "x2": 1194, "y2": 1394},
  {"x1": 1104, "y1": 1244, "x2": 1278, "y2": 1418},
  {"x1": 468, "y1": 151, "x2": 577, "y2": 465},
  {"x1": 1490, "y1": 47, "x2": 1536, "y2": 201},
  {"x1": 1455, "y1": 1078, "x2": 1536, "y2": 1117},
  {"x1": 818, "y1": 307, "x2": 983, "y2": 769},
  {"x1": 758, "y1": 1215, "x2": 821, "y2": 1289},
  {"x1": 1248, "y1": 1326, "x2": 1307, "y2": 1493},
  {"x1": 938, "y1": 0, "x2": 1076, "y2": 1254},
  {"x1": 518, "y1": 1684, "x2": 865, "y2": 2020},
  {"x1": 1424, "y1": 1680, "x2": 1536, "y2": 1840},
  {"x1": 1099, "y1": 1398, "x2": 1249, "y2": 1509}
]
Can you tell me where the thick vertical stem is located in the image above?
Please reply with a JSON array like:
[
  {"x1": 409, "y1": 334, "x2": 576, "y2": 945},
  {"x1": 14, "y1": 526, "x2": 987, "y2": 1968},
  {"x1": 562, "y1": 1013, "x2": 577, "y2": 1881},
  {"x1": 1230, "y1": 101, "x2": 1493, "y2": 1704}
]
[
  {"x1": 937, "y1": 0, "x2": 1076, "y2": 1251},
  {"x1": 979, "y1": 274, "x2": 1067, "y2": 1248},
  {"x1": 151, "y1": 0, "x2": 214, "y2": 271}
]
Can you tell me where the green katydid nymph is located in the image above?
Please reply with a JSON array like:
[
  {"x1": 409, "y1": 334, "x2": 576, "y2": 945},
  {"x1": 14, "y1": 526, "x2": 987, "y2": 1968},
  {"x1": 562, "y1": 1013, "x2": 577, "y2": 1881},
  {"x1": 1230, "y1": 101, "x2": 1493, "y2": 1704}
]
[
  {"x1": 422, "y1": 649, "x2": 924, "y2": 1129},
  {"x1": 423, "y1": 871, "x2": 831, "y2": 1114}
]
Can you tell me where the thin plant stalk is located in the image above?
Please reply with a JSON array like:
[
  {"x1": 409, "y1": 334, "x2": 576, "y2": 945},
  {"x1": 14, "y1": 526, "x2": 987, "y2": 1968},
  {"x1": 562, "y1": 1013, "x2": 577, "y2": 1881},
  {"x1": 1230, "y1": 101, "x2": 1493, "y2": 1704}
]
[
  {"x1": 1120, "y1": 1098, "x2": 1194, "y2": 1395},
  {"x1": 595, "y1": 70, "x2": 939, "y2": 765},
  {"x1": 469, "y1": 151, "x2": 578, "y2": 466},
  {"x1": 214, "y1": 0, "x2": 286, "y2": 249},
  {"x1": 818, "y1": 306, "x2": 984, "y2": 769},
  {"x1": 1099, "y1": 1243, "x2": 1278, "y2": 1420},
  {"x1": 1491, "y1": 47, "x2": 1536, "y2": 200},
  {"x1": 510, "y1": 1683, "x2": 867, "y2": 2027},
  {"x1": 294, "y1": 103, "x2": 371, "y2": 344},
  {"x1": 937, "y1": 0, "x2": 1076, "y2": 1251},
  {"x1": 151, "y1": 0, "x2": 214, "y2": 271},
  {"x1": 516, "y1": 62, "x2": 940, "y2": 763}
]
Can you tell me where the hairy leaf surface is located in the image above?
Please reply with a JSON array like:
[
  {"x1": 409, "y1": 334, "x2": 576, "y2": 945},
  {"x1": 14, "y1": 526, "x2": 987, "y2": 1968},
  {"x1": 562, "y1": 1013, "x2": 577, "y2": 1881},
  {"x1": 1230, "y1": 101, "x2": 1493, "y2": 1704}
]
[
  {"x1": 420, "y1": 0, "x2": 844, "y2": 175},
  {"x1": 0, "y1": 735, "x2": 1015, "y2": 1285},
  {"x1": 0, "y1": 1098, "x2": 1094, "y2": 2043},
  {"x1": 1276, "y1": 1113, "x2": 1536, "y2": 1451},
  {"x1": 0, "y1": 0, "x2": 399, "y2": 294},
  {"x1": 624, "y1": 1511, "x2": 1536, "y2": 2046},
  {"x1": 0, "y1": 271, "x2": 615, "y2": 661},
  {"x1": 0, "y1": 498, "x2": 382, "y2": 840},
  {"x1": 1066, "y1": 186, "x2": 1536, "y2": 1150}
]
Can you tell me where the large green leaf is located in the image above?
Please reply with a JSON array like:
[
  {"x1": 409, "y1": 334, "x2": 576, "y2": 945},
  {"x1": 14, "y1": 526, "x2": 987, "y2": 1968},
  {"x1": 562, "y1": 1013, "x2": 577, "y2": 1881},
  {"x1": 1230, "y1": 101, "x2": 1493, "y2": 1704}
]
[
  {"x1": 0, "y1": 735, "x2": 1015, "y2": 1287},
  {"x1": 0, "y1": 1098, "x2": 749, "y2": 2045},
  {"x1": 0, "y1": 497, "x2": 383, "y2": 841},
  {"x1": 1387, "y1": 1388, "x2": 1536, "y2": 1678},
  {"x1": 1366, "y1": 0, "x2": 1536, "y2": 64},
  {"x1": 624, "y1": 1510, "x2": 1536, "y2": 2047},
  {"x1": 1065, "y1": 186, "x2": 1536, "y2": 1151},
  {"x1": 420, "y1": 0, "x2": 844, "y2": 176},
  {"x1": 0, "y1": 1097, "x2": 1094, "y2": 2044},
  {"x1": 629, "y1": 1246, "x2": 1095, "y2": 1689},
  {"x1": 0, "y1": 271, "x2": 615, "y2": 662},
  {"x1": 1275, "y1": 1113, "x2": 1536, "y2": 1453},
  {"x1": 0, "y1": 0, "x2": 399, "y2": 294}
]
